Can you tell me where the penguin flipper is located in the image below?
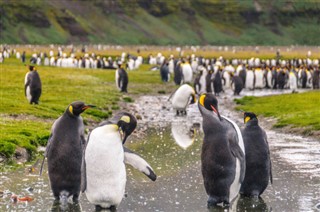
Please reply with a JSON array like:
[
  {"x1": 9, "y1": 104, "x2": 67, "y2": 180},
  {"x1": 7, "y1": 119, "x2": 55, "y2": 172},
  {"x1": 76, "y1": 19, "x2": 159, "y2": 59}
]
[
  {"x1": 81, "y1": 156, "x2": 87, "y2": 192},
  {"x1": 39, "y1": 133, "x2": 53, "y2": 176},
  {"x1": 229, "y1": 133, "x2": 246, "y2": 183},
  {"x1": 123, "y1": 147, "x2": 157, "y2": 181}
]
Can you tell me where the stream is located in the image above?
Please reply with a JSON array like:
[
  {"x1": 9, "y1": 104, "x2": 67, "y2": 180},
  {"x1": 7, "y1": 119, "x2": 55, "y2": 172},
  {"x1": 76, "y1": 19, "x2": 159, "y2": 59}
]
[{"x1": 0, "y1": 89, "x2": 319, "y2": 211}]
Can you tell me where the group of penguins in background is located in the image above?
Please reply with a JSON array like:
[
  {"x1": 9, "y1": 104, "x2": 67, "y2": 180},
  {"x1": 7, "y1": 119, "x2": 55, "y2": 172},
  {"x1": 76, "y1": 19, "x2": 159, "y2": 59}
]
[
  {"x1": 23, "y1": 55, "x2": 273, "y2": 210},
  {"x1": 16, "y1": 45, "x2": 320, "y2": 98},
  {"x1": 158, "y1": 54, "x2": 320, "y2": 96}
]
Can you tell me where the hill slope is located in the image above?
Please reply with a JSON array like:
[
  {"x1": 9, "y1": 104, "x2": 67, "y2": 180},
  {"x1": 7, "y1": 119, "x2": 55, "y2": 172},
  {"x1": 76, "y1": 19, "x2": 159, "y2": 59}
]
[{"x1": 1, "y1": 0, "x2": 320, "y2": 45}]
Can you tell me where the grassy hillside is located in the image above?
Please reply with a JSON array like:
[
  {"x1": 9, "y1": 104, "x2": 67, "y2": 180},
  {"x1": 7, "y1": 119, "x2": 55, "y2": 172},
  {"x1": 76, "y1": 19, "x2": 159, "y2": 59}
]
[{"x1": 1, "y1": 0, "x2": 320, "y2": 45}]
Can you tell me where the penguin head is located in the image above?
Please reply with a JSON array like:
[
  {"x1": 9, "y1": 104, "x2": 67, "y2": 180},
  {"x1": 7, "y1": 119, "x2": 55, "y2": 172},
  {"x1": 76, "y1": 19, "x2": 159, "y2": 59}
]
[
  {"x1": 244, "y1": 112, "x2": 258, "y2": 124},
  {"x1": 198, "y1": 94, "x2": 222, "y2": 121},
  {"x1": 67, "y1": 101, "x2": 95, "y2": 117},
  {"x1": 114, "y1": 112, "x2": 137, "y2": 144}
]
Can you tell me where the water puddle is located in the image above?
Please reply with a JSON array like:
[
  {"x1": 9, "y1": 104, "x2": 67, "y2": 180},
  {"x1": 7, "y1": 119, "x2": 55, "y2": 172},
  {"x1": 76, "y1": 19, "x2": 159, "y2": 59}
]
[{"x1": 1, "y1": 90, "x2": 319, "y2": 211}]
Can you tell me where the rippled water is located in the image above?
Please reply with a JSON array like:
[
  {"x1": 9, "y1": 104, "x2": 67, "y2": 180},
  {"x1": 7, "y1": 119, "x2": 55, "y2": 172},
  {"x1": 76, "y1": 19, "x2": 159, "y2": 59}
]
[{"x1": 1, "y1": 89, "x2": 319, "y2": 211}]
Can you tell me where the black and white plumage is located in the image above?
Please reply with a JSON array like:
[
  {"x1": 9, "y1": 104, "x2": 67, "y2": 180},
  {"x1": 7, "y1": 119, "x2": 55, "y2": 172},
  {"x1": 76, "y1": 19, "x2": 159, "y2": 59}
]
[
  {"x1": 82, "y1": 112, "x2": 156, "y2": 210},
  {"x1": 115, "y1": 67, "x2": 128, "y2": 92},
  {"x1": 169, "y1": 84, "x2": 196, "y2": 116},
  {"x1": 24, "y1": 65, "x2": 42, "y2": 104},
  {"x1": 198, "y1": 94, "x2": 245, "y2": 207},
  {"x1": 42, "y1": 101, "x2": 94, "y2": 204},
  {"x1": 240, "y1": 112, "x2": 272, "y2": 197}
]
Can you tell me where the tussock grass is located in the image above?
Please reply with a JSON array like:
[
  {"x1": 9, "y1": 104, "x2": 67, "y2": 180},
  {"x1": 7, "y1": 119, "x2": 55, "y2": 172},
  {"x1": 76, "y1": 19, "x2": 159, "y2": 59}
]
[{"x1": 234, "y1": 91, "x2": 320, "y2": 132}]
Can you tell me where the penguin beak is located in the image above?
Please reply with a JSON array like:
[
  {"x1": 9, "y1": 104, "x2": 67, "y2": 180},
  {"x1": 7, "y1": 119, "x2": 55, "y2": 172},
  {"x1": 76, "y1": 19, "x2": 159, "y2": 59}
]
[
  {"x1": 82, "y1": 104, "x2": 96, "y2": 111},
  {"x1": 210, "y1": 105, "x2": 222, "y2": 121}
]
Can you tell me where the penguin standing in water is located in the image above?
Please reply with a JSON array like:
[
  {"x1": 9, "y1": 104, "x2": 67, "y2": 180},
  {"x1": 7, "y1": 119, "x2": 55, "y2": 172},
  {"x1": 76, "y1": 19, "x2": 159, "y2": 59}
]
[
  {"x1": 42, "y1": 101, "x2": 94, "y2": 204},
  {"x1": 115, "y1": 64, "x2": 129, "y2": 92},
  {"x1": 169, "y1": 84, "x2": 196, "y2": 116},
  {"x1": 240, "y1": 112, "x2": 272, "y2": 197},
  {"x1": 82, "y1": 112, "x2": 156, "y2": 211},
  {"x1": 24, "y1": 64, "x2": 42, "y2": 104},
  {"x1": 198, "y1": 94, "x2": 245, "y2": 207}
]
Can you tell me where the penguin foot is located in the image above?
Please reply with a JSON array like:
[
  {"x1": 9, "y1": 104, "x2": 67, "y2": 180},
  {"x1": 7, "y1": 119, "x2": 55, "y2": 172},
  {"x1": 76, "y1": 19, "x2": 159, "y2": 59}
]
[{"x1": 95, "y1": 205, "x2": 117, "y2": 212}]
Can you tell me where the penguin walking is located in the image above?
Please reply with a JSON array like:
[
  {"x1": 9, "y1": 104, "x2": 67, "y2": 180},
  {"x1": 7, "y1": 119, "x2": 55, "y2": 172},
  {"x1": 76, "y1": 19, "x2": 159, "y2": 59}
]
[
  {"x1": 82, "y1": 112, "x2": 156, "y2": 210},
  {"x1": 169, "y1": 84, "x2": 196, "y2": 116},
  {"x1": 41, "y1": 101, "x2": 94, "y2": 204},
  {"x1": 240, "y1": 112, "x2": 272, "y2": 197},
  {"x1": 24, "y1": 64, "x2": 42, "y2": 104},
  {"x1": 115, "y1": 65, "x2": 129, "y2": 92},
  {"x1": 198, "y1": 94, "x2": 245, "y2": 207}
]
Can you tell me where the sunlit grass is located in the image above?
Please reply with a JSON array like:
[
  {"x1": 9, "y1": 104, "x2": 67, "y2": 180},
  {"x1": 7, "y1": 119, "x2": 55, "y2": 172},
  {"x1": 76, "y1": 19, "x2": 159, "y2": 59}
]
[{"x1": 234, "y1": 91, "x2": 320, "y2": 132}]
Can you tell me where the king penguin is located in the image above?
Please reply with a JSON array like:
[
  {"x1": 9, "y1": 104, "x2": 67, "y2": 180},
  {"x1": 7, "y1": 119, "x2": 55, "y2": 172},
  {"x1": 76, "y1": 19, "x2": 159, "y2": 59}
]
[
  {"x1": 115, "y1": 64, "x2": 129, "y2": 92},
  {"x1": 169, "y1": 84, "x2": 196, "y2": 116},
  {"x1": 198, "y1": 94, "x2": 245, "y2": 207},
  {"x1": 82, "y1": 112, "x2": 156, "y2": 210},
  {"x1": 240, "y1": 112, "x2": 272, "y2": 197},
  {"x1": 42, "y1": 101, "x2": 94, "y2": 204},
  {"x1": 24, "y1": 64, "x2": 42, "y2": 104}
]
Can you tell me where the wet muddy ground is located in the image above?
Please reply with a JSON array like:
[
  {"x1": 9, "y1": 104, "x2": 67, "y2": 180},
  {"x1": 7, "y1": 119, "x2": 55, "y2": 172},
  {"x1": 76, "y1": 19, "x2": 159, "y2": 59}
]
[{"x1": 1, "y1": 89, "x2": 319, "y2": 211}]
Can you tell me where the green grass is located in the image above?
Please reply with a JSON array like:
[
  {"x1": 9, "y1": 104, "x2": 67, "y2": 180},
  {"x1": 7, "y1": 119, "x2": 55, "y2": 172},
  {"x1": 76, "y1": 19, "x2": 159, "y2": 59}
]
[
  {"x1": 0, "y1": 58, "x2": 175, "y2": 161},
  {"x1": 234, "y1": 91, "x2": 320, "y2": 132}
]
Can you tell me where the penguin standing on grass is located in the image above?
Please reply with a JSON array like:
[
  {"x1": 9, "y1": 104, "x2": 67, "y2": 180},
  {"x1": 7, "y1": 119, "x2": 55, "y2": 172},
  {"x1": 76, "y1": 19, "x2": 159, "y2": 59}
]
[
  {"x1": 82, "y1": 112, "x2": 156, "y2": 211},
  {"x1": 169, "y1": 84, "x2": 196, "y2": 116},
  {"x1": 115, "y1": 64, "x2": 129, "y2": 92},
  {"x1": 240, "y1": 112, "x2": 272, "y2": 197},
  {"x1": 198, "y1": 94, "x2": 245, "y2": 207},
  {"x1": 24, "y1": 64, "x2": 42, "y2": 104},
  {"x1": 41, "y1": 101, "x2": 94, "y2": 204}
]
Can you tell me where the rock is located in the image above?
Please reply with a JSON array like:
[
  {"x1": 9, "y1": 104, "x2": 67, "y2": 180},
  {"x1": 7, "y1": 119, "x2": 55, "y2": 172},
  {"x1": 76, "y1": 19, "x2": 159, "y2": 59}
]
[{"x1": 15, "y1": 147, "x2": 29, "y2": 163}]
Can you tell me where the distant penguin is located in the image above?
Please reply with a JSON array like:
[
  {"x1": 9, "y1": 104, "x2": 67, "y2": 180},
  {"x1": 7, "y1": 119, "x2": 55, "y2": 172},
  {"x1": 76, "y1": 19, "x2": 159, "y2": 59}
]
[
  {"x1": 181, "y1": 61, "x2": 193, "y2": 84},
  {"x1": 115, "y1": 66, "x2": 129, "y2": 92},
  {"x1": 265, "y1": 69, "x2": 273, "y2": 89},
  {"x1": 82, "y1": 112, "x2": 156, "y2": 210},
  {"x1": 254, "y1": 68, "x2": 265, "y2": 89},
  {"x1": 245, "y1": 68, "x2": 255, "y2": 90},
  {"x1": 160, "y1": 60, "x2": 170, "y2": 82},
  {"x1": 289, "y1": 70, "x2": 298, "y2": 92},
  {"x1": 231, "y1": 75, "x2": 244, "y2": 95},
  {"x1": 239, "y1": 68, "x2": 246, "y2": 88},
  {"x1": 194, "y1": 71, "x2": 202, "y2": 95},
  {"x1": 169, "y1": 84, "x2": 196, "y2": 116},
  {"x1": 312, "y1": 68, "x2": 320, "y2": 89},
  {"x1": 198, "y1": 94, "x2": 245, "y2": 207},
  {"x1": 271, "y1": 68, "x2": 278, "y2": 89},
  {"x1": 240, "y1": 112, "x2": 272, "y2": 197},
  {"x1": 206, "y1": 70, "x2": 214, "y2": 93},
  {"x1": 174, "y1": 61, "x2": 183, "y2": 85},
  {"x1": 42, "y1": 101, "x2": 94, "y2": 203},
  {"x1": 213, "y1": 69, "x2": 223, "y2": 96},
  {"x1": 277, "y1": 69, "x2": 286, "y2": 89},
  {"x1": 24, "y1": 65, "x2": 42, "y2": 104}
]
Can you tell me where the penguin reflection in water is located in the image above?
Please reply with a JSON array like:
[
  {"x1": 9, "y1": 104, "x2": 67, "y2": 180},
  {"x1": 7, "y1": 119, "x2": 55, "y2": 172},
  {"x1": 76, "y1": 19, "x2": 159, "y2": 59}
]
[
  {"x1": 24, "y1": 64, "x2": 42, "y2": 104},
  {"x1": 240, "y1": 112, "x2": 272, "y2": 197},
  {"x1": 169, "y1": 84, "x2": 196, "y2": 116},
  {"x1": 82, "y1": 112, "x2": 157, "y2": 211},
  {"x1": 41, "y1": 101, "x2": 94, "y2": 204},
  {"x1": 198, "y1": 94, "x2": 245, "y2": 207}
]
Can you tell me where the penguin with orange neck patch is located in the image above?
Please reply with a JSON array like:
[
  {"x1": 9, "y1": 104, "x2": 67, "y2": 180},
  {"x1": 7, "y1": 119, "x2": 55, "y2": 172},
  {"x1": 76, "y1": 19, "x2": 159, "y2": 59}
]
[
  {"x1": 198, "y1": 93, "x2": 245, "y2": 208},
  {"x1": 240, "y1": 112, "x2": 272, "y2": 197},
  {"x1": 82, "y1": 112, "x2": 156, "y2": 211}
]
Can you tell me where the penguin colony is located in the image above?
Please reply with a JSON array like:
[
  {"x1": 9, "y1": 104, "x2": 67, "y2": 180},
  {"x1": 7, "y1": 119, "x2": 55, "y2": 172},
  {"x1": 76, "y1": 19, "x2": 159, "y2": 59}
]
[{"x1": 6, "y1": 46, "x2": 312, "y2": 209}]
